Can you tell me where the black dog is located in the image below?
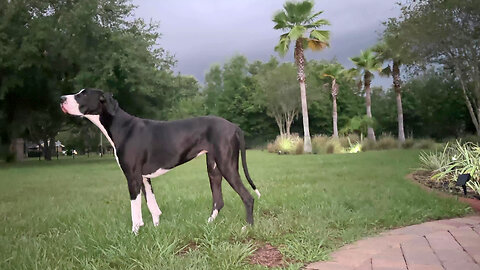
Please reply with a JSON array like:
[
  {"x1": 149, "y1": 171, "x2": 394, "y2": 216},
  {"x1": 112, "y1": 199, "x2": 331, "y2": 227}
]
[{"x1": 60, "y1": 88, "x2": 260, "y2": 234}]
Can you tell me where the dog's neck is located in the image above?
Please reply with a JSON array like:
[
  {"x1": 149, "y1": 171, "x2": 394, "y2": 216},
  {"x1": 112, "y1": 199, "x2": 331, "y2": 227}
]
[{"x1": 85, "y1": 108, "x2": 134, "y2": 150}]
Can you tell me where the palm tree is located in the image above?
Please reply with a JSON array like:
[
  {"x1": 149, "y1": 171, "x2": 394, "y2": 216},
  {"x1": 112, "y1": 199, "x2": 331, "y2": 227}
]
[
  {"x1": 273, "y1": 0, "x2": 330, "y2": 153},
  {"x1": 350, "y1": 49, "x2": 382, "y2": 141},
  {"x1": 374, "y1": 41, "x2": 406, "y2": 142},
  {"x1": 322, "y1": 64, "x2": 355, "y2": 138}
]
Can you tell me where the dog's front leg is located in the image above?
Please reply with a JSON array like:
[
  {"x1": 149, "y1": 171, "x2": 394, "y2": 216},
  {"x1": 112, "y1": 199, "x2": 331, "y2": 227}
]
[
  {"x1": 127, "y1": 176, "x2": 144, "y2": 235},
  {"x1": 142, "y1": 177, "x2": 162, "y2": 226}
]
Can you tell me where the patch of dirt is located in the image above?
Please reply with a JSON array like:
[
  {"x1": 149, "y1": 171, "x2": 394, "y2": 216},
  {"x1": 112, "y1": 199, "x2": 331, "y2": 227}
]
[
  {"x1": 249, "y1": 243, "x2": 286, "y2": 268},
  {"x1": 177, "y1": 241, "x2": 198, "y2": 256},
  {"x1": 410, "y1": 170, "x2": 480, "y2": 199}
]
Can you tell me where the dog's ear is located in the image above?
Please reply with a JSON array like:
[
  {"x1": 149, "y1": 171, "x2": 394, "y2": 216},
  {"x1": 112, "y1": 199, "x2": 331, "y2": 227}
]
[{"x1": 100, "y1": 93, "x2": 118, "y2": 115}]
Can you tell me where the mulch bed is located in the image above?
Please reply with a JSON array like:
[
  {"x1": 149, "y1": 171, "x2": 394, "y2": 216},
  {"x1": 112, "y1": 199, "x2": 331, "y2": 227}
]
[
  {"x1": 248, "y1": 243, "x2": 287, "y2": 268},
  {"x1": 409, "y1": 170, "x2": 480, "y2": 212}
]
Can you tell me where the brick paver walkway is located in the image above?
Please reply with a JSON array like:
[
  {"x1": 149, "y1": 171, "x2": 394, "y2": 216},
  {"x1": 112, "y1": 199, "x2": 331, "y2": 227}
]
[{"x1": 307, "y1": 215, "x2": 480, "y2": 270}]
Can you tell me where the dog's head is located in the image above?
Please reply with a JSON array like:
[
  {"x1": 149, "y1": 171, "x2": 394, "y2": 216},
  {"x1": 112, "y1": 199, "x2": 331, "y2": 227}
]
[{"x1": 60, "y1": 88, "x2": 118, "y2": 116}]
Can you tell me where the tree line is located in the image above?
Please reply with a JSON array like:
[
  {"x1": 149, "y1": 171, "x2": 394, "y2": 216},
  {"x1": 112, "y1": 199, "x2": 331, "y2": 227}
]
[{"x1": 0, "y1": 0, "x2": 477, "y2": 161}]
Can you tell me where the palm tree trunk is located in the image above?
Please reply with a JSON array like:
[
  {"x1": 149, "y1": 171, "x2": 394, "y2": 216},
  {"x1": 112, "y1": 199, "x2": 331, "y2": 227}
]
[
  {"x1": 364, "y1": 71, "x2": 376, "y2": 141},
  {"x1": 332, "y1": 80, "x2": 339, "y2": 138},
  {"x1": 294, "y1": 39, "x2": 312, "y2": 153},
  {"x1": 393, "y1": 61, "x2": 405, "y2": 142}
]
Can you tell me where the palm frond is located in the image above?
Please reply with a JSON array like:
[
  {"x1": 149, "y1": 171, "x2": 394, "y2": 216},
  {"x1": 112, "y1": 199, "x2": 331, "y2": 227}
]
[
  {"x1": 305, "y1": 19, "x2": 330, "y2": 29},
  {"x1": 275, "y1": 34, "x2": 291, "y2": 57},
  {"x1": 288, "y1": 25, "x2": 306, "y2": 40},
  {"x1": 307, "y1": 39, "x2": 328, "y2": 51},
  {"x1": 306, "y1": 10, "x2": 324, "y2": 23},
  {"x1": 380, "y1": 65, "x2": 392, "y2": 77},
  {"x1": 309, "y1": 30, "x2": 330, "y2": 42},
  {"x1": 284, "y1": 0, "x2": 314, "y2": 24},
  {"x1": 350, "y1": 49, "x2": 383, "y2": 72},
  {"x1": 273, "y1": 11, "x2": 289, "y2": 30}
]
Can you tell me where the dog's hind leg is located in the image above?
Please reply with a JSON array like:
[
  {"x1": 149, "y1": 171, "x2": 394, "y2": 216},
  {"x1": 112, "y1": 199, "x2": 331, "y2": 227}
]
[
  {"x1": 206, "y1": 153, "x2": 224, "y2": 223},
  {"x1": 126, "y1": 174, "x2": 144, "y2": 235},
  {"x1": 142, "y1": 177, "x2": 162, "y2": 227},
  {"x1": 217, "y1": 158, "x2": 254, "y2": 226}
]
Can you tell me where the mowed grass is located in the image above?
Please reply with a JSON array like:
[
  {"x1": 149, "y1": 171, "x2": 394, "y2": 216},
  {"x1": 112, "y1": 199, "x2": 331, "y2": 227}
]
[{"x1": 0, "y1": 150, "x2": 471, "y2": 269}]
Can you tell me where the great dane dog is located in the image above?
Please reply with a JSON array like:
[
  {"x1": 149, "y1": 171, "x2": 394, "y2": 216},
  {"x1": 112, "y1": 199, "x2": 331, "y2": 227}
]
[{"x1": 60, "y1": 88, "x2": 260, "y2": 234}]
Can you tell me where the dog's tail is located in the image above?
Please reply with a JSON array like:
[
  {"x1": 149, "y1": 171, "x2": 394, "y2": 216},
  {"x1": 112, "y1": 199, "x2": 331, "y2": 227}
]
[{"x1": 237, "y1": 129, "x2": 261, "y2": 198}]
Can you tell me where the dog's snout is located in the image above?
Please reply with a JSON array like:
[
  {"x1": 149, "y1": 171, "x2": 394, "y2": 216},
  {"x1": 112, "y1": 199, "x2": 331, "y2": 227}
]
[{"x1": 60, "y1": 96, "x2": 67, "y2": 103}]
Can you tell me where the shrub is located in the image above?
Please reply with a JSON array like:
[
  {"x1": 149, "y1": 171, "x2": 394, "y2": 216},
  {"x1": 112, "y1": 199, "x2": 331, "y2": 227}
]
[
  {"x1": 462, "y1": 135, "x2": 480, "y2": 145},
  {"x1": 311, "y1": 135, "x2": 329, "y2": 154},
  {"x1": 376, "y1": 135, "x2": 399, "y2": 150},
  {"x1": 347, "y1": 142, "x2": 362, "y2": 153},
  {"x1": 267, "y1": 134, "x2": 304, "y2": 155},
  {"x1": 361, "y1": 139, "x2": 376, "y2": 152},
  {"x1": 419, "y1": 143, "x2": 453, "y2": 172},
  {"x1": 295, "y1": 137, "x2": 304, "y2": 155},
  {"x1": 401, "y1": 138, "x2": 415, "y2": 149},
  {"x1": 413, "y1": 139, "x2": 436, "y2": 149},
  {"x1": 325, "y1": 139, "x2": 343, "y2": 154},
  {"x1": 311, "y1": 136, "x2": 344, "y2": 154},
  {"x1": 433, "y1": 141, "x2": 480, "y2": 181}
]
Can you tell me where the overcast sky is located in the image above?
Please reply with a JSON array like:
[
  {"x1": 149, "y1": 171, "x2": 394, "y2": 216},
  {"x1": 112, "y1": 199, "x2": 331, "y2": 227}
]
[{"x1": 131, "y1": 0, "x2": 404, "y2": 87}]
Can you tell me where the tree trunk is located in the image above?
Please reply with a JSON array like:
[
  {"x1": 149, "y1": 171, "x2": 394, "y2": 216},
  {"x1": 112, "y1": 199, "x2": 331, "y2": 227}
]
[
  {"x1": 285, "y1": 111, "x2": 296, "y2": 137},
  {"x1": 43, "y1": 138, "x2": 52, "y2": 161},
  {"x1": 275, "y1": 115, "x2": 285, "y2": 137},
  {"x1": 331, "y1": 80, "x2": 339, "y2": 138},
  {"x1": 294, "y1": 39, "x2": 312, "y2": 153},
  {"x1": 364, "y1": 71, "x2": 376, "y2": 141},
  {"x1": 457, "y1": 69, "x2": 480, "y2": 135},
  {"x1": 332, "y1": 96, "x2": 338, "y2": 138},
  {"x1": 392, "y1": 61, "x2": 405, "y2": 142}
]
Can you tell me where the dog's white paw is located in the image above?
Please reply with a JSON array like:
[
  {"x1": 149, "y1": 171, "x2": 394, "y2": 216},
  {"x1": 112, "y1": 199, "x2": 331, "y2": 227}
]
[
  {"x1": 132, "y1": 225, "x2": 141, "y2": 235},
  {"x1": 132, "y1": 220, "x2": 144, "y2": 235},
  {"x1": 153, "y1": 216, "x2": 160, "y2": 227},
  {"x1": 241, "y1": 225, "x2": 247, "y2": 232},
  {"x1": 207, "y1": 209, "x2": 218, "y2": 223}
]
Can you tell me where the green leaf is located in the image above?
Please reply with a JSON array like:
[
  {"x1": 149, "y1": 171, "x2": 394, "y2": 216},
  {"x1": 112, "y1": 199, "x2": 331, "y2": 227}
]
[
  {"x1": 308, "y1": 19, "x2": 330, "y2": 27},
  {"x1": 273, "y1": 11, "x2": 288, "y2": 30},
  {"x1": 306, "y1": 10, "x2": 324, "y2": 22},
  {"x1": 310, "y1": 30, "x2": 330, "y2": 42},
  {"x1": 288, "y1": 25, "x2": 306, "y2": 40},
  {"x1": 275, "y1": 34, "x2": 291, "y2": 57},
  {"x1": 380, "y1": 65, "x2": 392, "y2": 77}
]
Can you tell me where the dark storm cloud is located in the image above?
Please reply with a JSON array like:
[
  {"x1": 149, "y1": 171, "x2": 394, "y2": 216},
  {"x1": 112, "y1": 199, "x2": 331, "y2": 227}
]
[{"x1": 132, "y1": 0, "x2": 403, "y2": 87}]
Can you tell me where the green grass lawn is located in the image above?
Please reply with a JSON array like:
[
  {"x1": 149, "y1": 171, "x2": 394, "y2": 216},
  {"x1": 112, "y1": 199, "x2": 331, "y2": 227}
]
[{"x1": 0, "y1": 150, "x2": 471, "y2": 269}]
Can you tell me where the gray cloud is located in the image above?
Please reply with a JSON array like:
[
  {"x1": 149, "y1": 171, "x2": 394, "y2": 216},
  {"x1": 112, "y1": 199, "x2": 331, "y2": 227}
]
[{"x1": 132, "y1": 0, "x2": 403, "y2": 87}]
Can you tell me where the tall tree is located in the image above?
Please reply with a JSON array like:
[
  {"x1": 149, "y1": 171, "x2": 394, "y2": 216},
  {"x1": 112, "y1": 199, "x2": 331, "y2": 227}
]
[
  {"x1": 204, "y1": 64, "x2": 223, "y2": 115},
  {"x1": 0, "y1": 0, "x2": 175, "y2": 160},
  {"x1": 386, "y1": 0, "x2": 480, "y2": 135},
  {"x1": 322, "y1": 64, "x2": 355, "y2": 138},
  {"x1": 273, "y1": 0, "x2": 330, "y2": 153},
  {"x1": 350, "y1": 49, "x2": 382, "y2": 141},
  {"x1": 373, "y1": 41, "x2": 406, "y2": 142},
  {"x1": 257, "y1": 63, "x2": 300, "y2": 136}
]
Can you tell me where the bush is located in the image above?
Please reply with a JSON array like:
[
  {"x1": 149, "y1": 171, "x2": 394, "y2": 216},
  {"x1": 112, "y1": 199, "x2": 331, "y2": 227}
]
[
  {"x1": 361, "y1": 139, "x2": 376, "y2": 152},
  {"x1": 401, "y1": 138, "x2": 415, "y2": 149},
  {"x1": 325, "y1": 139, "x2": 343, "y2": 154},
  {"x1": 433, "y1": 141, "x2": 480, "y2": 182},
  {"x1": 376, "y1": 135, "x2": 399, "y2": 150},
  {"x1": 413, "y1": 139, "x2": 436, "y2": 149},
  {"x1": 421, "y1": 141, "x2": 480, "y2": 196},
  {"x1": 311, "y1": 135, "x2": 329, "y2": 154},
  {"x1": 267, "y1": 134, "x2": 304, "y2": 155},
  {"x1": 461, "y1": 135, "x2": 480, "y2": 145},
  {"x1": 419, "y1": 143, "x2": 453, "y2": 172},
  {"x1": 311, "y1": 136, "x2": 343, "y2": 154}
]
